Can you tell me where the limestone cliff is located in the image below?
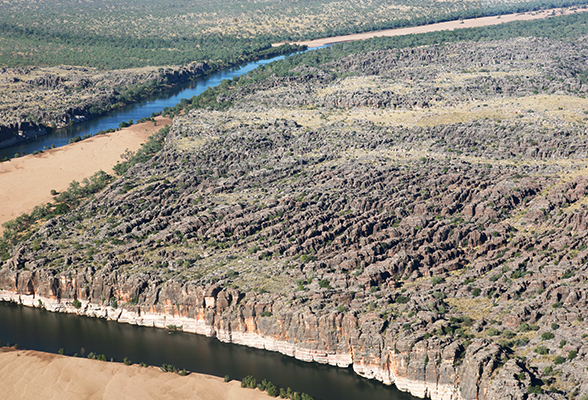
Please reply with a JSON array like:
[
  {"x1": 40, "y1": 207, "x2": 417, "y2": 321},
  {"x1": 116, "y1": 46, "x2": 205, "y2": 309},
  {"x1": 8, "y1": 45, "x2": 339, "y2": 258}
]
[{"x1": 2, "y1": 36, "x2": 588, "y2": 399}]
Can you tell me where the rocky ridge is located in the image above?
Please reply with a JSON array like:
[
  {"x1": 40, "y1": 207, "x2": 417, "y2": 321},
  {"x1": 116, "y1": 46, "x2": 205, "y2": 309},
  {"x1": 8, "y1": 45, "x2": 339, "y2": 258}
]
[
  {"x1": 0, "y1": 63, "x2": 210, "y2": 149},
  {"x1": 1, "y1": 37, "x2": 588, "y2": 400}
]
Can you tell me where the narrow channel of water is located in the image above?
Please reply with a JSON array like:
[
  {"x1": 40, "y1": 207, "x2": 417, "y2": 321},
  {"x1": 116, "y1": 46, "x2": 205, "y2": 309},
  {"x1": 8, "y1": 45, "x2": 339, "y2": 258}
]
[
  {"x1": 0, "y1": 44, "x2": 420, "y2": 400},
  {"x1": 0, "y1": 54, "x2": 290, "y2": 160},
  {"x1": 0, "y1": 302, "x2": 417, "y2": 400}
]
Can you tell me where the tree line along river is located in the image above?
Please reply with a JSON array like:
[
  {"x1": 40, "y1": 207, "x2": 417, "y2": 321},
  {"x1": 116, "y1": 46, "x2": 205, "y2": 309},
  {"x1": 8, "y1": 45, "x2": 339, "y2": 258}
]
[
  {"x1": 0, "y1": 49, "x2": 418, "y2": 400},
  {"x1": 0, "y1": 53, "x2": 292, "y2": 160}
]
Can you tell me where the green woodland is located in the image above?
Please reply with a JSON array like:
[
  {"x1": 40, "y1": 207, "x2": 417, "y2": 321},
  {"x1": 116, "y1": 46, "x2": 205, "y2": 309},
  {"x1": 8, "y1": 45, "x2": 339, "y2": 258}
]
[
  {"x1": 1, "y1": 0, "x2": 588, "y2": 69},
  {"x1": 166, "y1": 11, "x2": 588, "y2": 115}
]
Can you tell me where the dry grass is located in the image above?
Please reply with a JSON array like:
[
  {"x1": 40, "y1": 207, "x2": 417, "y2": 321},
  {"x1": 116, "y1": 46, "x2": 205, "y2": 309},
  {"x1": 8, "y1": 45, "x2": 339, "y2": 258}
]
[{"x1": 445, "y1": 297, "x2": 494, "y2": 321}]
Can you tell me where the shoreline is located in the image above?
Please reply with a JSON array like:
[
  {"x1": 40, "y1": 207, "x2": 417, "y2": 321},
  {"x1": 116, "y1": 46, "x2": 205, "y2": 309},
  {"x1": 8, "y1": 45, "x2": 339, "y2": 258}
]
[
  {"x1": 0, "y1": 116, "x2": 171, "y2": 230},
  {"x1": 0, "y1": 291, "x2": 450, "y2": 400},
  {"x1": 0, "y1": 347, "x2": 270, "y2": 400},
  {"x1": 274, "y1": 6, "x2": 588, "y2": 48}
]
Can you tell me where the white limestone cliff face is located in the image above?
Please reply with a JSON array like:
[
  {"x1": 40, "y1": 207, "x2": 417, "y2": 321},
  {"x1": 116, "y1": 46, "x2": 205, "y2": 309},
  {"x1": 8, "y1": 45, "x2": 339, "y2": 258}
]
[{"x1": 0, "y1": 290, "x2": 463, "y2": 400}]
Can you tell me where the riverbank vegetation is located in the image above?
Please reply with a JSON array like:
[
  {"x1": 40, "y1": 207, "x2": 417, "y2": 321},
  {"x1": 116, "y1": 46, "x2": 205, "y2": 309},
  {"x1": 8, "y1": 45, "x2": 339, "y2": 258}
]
[
  {"x1": 1, "y1": 0, "x2": 587, "y2": 70},
  {"x1": 0, "y1": 124, "x2": 169, "y2": 261},
  {"x1": 171, "y1": 11, "x2": 588, "y2": 114},
  {"x1": 0, "y1": 170, "x2": 115, "y2": 261}
]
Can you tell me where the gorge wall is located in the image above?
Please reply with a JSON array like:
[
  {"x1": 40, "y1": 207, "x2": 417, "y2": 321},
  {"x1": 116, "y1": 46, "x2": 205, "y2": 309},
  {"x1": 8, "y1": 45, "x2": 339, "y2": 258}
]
[
  {"x1": 0, "y1": 275, "x2": 496, "y2": 400},
  {"x1": 0, "y1": 62, "x2": 211, "y2": 150},
  {"x1": 2, "y1": 37, "x2": 588, "y2": 400}
]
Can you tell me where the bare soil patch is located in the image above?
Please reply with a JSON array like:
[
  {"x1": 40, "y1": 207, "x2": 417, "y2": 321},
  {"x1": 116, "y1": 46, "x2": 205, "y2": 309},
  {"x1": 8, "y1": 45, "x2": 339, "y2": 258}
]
[{"x1": 0, "y1": 116, "x2": 171, "y2": 228}]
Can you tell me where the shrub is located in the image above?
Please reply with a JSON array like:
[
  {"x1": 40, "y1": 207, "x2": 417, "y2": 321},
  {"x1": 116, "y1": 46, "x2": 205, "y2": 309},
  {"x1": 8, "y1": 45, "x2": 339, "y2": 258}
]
[
  {"x1": 224, "y1": 375, "x2": 230, "y2": 382},
  {"x1": 550, "y1": 323, "x2": 559, "y2": 330},
  {"x1": 267, "y1": 383, "x2": 279, "y2": 397},
  {"x1": 553, "y1": 356, "x2": 565, "y2": 365},
  {"x1": 527, "y1": 385, "x2": 542, "y2": 394},
  {"x1": 568, "y1": 350, "x2": 578, "y2": 360},
  {"x1": 472, "y1": 288, "x2": 481, "y2": 297},
  {"x1": 300, "y1": 254, "x2": 316, "y2": 263},
  {"x1": 514, "y1": 338, "x2": 530, "y2": 347},
  {"x1": 109, "y1": 298, "x2": 118, "y2": 309},
  {"x1": 241, "y1": 375, "x2": 257, "y2": 389},
  {"x1": 534, "y1": 346, "x2": 548, "y2": 355},
  {"x1": 72, "y1": 299, "x2": 82, "y2": 309},
  {"x1": 541, "y1": 332, "x2": 555, "y2": 340},
  {"x1": 318, "y1": 279, "x2": 331, "y2": 289},
  {"x1": 502, "y1": 330, "x2": 515, "y2": 339},
  {"x1": 123, "y1": 357, "x2": 132, "y2": 366},
  {"x1": 54, "y1": 202, "x2": 70, "y2": 215},
  {"x1": 395, "y1": 295, "x2": 410, "y2": 304},
  {"x1": 431, "y1": 276, "x2": 444, "y2": 286},
  {"x1": 160, "y1": 364, "x2": 178, "y2": 373},
  {"x1": 486, "y1": 327, "x2": 500, "y2": 336}
]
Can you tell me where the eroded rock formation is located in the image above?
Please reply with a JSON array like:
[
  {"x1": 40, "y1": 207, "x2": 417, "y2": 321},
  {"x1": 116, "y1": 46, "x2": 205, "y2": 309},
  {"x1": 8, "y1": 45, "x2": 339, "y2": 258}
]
[{"x1": 2, "y1": 36, "x2": 588, "y2": 399}]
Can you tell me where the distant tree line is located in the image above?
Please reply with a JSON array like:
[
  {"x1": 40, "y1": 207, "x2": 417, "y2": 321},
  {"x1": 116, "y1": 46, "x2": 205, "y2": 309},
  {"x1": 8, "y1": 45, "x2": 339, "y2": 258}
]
[
  {"x1": 173, "y1": 11, "x2": 588, "y2": 114},
  {"x1": 0, "y1": 0, "x2": 587, "y2": 69}
]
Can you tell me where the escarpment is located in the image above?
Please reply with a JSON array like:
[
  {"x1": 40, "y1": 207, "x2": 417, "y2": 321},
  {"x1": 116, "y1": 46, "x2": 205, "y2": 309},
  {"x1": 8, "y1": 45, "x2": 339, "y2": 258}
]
[
  {"x1": 2, "y1": 36, "x2": 588, "y2": 400},
  {"x1": 0, "y1": 62, "x2": 211, "y2": 149}
]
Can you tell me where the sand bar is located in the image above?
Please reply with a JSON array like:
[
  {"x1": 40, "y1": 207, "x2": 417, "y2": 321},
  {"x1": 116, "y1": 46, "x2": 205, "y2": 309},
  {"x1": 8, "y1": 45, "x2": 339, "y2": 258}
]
[
  {"x1": 275, "y1": 7, "x2": 588, "y2": 48},
  {"x1": 0, "y1": 116, "x2": 171, "y2": 229},
  {"x1": 0, "y1": 347, "x2": 269, "y2": 400}
]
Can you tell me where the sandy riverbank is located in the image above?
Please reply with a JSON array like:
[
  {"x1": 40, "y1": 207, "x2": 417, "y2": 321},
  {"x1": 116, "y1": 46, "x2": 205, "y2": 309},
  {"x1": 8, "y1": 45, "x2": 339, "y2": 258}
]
[
  {"x1": 275, "y1": 6, "x2": 588, "y2": 48},
  {"x1": 0, "y1": 347, "x2": 269, "y2": 400},
  {"x1": 0, "y1": 116, "x2": 171, "y2": 229}
]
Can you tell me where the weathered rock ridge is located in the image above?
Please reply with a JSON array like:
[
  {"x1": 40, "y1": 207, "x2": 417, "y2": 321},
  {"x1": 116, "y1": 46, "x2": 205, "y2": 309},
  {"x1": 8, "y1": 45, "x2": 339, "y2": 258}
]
[
  {"x1": 2, "y1": 37, "x2": 588, "y2": 400},
  {"x1": 0, "y1": 62, "x2": 210, "y2": 150}
]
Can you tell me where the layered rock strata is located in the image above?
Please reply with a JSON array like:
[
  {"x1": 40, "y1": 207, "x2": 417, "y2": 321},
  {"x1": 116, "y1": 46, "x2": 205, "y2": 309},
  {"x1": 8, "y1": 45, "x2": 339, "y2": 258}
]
[{"x1": 2, "y1": 36, "x2": 588, "y2": 400}]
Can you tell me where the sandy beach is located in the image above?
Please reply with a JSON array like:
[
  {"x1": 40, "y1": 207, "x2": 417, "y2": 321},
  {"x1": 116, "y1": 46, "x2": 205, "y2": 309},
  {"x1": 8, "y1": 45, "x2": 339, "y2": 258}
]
[
  {"x1": 0, "y1": 347, "x2": 269, "y2": 400},
  {"x1": 0, "y1": 116, "x2": 171, "y2": 229},
  {"x1": 275, "y1": 7, "x2": 588, "y2": 48}
]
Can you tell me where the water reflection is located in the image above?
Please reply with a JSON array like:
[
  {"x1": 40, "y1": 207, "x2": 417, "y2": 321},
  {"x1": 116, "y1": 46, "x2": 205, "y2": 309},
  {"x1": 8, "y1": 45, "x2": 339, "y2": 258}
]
[
  {"x1": 0, "y1": 55, "x2": 286, "y2": 159},
  {"x1": 0, "y1": 301, "x2": 417, "y2": 400}
]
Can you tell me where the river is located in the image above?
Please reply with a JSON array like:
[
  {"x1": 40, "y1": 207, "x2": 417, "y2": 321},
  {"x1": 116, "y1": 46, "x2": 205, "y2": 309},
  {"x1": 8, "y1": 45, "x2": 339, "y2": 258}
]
[
  {"x1": 0, "y1": 53, "x2": 293, "y2": 160},
  {"x1": 0, "y1": 45, "x2": 414, "y2": 400},
  {"x1": 0, "y1": 301, "x2": 416, "y2": 400}
]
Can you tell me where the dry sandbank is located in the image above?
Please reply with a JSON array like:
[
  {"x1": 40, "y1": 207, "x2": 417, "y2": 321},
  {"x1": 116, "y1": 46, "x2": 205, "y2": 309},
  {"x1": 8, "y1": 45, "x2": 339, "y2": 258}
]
[
  {"x1": 0, "y1": 347, "x2": 269, "y2": 400},
  {"x1": 275, "y1": 7, "x2": 588, "y2": 48},
  {"x1": 0, "y1": 116, "x2": 171, "y2": 229}
]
